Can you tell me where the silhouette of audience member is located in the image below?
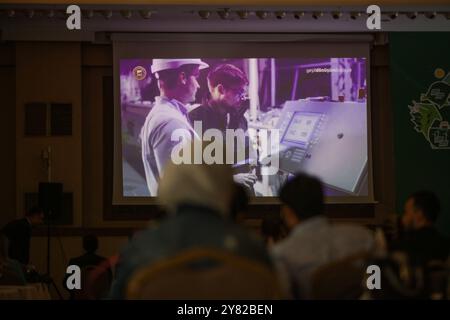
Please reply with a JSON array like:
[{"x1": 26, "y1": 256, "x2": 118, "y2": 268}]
[
  {"x1": 261, "y1": 215, "x2": 285, "y2": 248},
  {"x1": 109, "y1": 162, "x2": 272, "y2": 299},
  {"x1": 230, "y1": 182, "x2": 250, "y2": 224},
  {"x1": 1, "y1": 206, "x2": 44, "y2": 266},
  {"x1": 271, "y1": 173, "x2": 374, "y2": 299},
  {"x1": 0, "y1": 232, "x2": 27, "y2": 285},
  {"x1": 66, "y1": 234, "x2": 112, "y2": 299},
  {"x1": 392, "y1": 191, "x2": 450, "y2": 266}
]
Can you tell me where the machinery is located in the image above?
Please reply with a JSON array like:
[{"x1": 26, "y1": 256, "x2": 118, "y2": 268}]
[{"x1": 255, "y1": 99, "x2": 368, "y2": 196}]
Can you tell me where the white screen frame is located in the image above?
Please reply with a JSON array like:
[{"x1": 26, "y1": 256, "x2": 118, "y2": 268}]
[{"x1": 112, "y1": 33, "x2": 374, "y2": 205}]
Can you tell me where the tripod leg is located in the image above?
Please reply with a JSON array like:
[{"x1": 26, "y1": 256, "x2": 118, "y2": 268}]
[{"x1": 46, "y1": 279, "x2": 63, "y2": 300}]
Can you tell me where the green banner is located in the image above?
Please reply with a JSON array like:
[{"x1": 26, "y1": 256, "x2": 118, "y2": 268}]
[{"x1": 390, "y1": 32, "x2": 450, "y2": 235}]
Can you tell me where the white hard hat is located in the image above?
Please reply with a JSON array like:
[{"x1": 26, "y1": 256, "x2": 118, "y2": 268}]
[{"x1": 151, "y1": 59, "x2": 209, "y2": 74}]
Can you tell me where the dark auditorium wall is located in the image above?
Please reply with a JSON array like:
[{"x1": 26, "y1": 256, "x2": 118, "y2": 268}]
[
  {"x1": 0, "y1": 43, "x2": 16, "y2": 228},
  {"x1": 390, "y1": 32, "x2": 450, "y2": 236},
  {"x1": 6, "y1": 42, "x2": 142, "y2": 229},
  {"x1": 81, "y1": 44, "x2": 113, "y2": 227},
  {"x1": 1, "y1": 42, "x2": 136, "y2": 298},
  {"x1": 15, "y1": 42, "x2": 83, "y2": 223}
]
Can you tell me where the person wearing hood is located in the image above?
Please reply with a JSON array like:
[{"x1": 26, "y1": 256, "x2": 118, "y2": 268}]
[{"x1": 109, "y1": 154, "x2": 272, "y2": 299}]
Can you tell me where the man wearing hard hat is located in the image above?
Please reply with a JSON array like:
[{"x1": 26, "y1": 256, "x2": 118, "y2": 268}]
[{"x1": 140, "y1": 59, "x2": 209, "y2": 196}]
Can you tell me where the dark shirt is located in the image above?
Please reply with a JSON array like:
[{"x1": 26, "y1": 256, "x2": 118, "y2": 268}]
[
  {"x1": 2, "y1": 218, "x2": 32, "y2": 265},
  {"x1": 188, "y1": 102, "x2": 248, "y2": 133},
  {"x1": 391, "y1": 227, "x2": 450, "y2": 266},
  {"x1": 66, "y1": 252, "x2": 113, "y2": 299},
  {"x1": 189, "y1": 102, "x2": 252, "y2": 167},
  {"x1": 68, "y1": 252, "x2": 111, "y2": 271}
]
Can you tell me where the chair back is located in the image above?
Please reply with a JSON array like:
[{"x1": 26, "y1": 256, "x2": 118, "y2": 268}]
[
  {"x1": 126, "y1": 248, "x2": 281, "y2": 300},
  {"x1": 426, "y1": 260, "x2": 449, "y2": 299},
  {"x1": 72, "y1": 265, "x2": 111, "y2": 300},
  {"x1": 311, "y1": 252, "x2": 368, "y2": 299}
]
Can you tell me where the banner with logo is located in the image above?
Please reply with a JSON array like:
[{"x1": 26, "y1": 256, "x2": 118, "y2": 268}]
[{"x1": 390, "y1": 32, "x2": 450, "y2": 235}]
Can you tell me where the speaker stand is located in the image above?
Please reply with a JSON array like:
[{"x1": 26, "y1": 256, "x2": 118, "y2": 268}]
[{"x1": 43, "y1": 210, "x2": 63, "y2": 300}]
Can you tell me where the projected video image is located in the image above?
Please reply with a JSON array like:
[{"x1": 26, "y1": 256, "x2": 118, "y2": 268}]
[
  {"x1": 120, "y1": 58, "x2": 368, "y2": 198},
  {"x1": 282, "y1": 113, "x2": 322, "y2": 145}
]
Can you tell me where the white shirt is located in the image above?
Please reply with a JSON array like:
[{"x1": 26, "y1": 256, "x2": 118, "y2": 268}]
[
  {"x1": 271, "y1": 216, "x2": 374, "y2": 299},
  {"x1": 140, "y1": 96, "x2": 195, "y2": 196}
]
